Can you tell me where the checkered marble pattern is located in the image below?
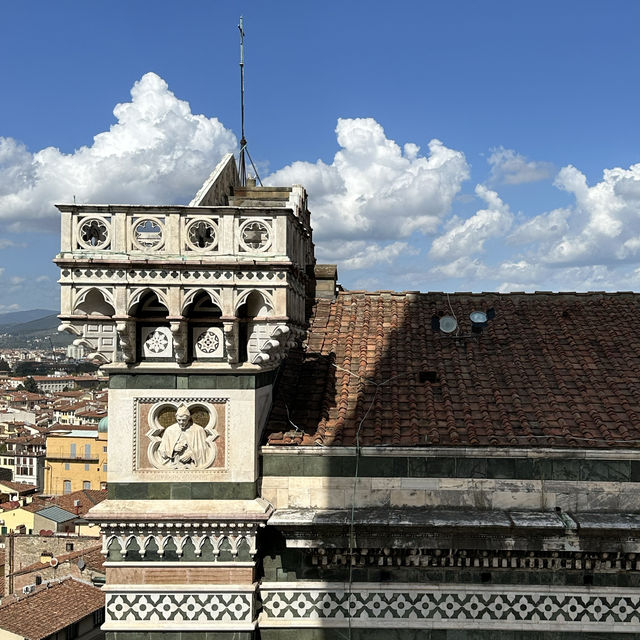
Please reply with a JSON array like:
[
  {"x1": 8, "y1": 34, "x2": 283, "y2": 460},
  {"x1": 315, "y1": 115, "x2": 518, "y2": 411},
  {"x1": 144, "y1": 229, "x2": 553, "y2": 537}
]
[
  {"x1": 106, "y1": 592, "x2": 252, "y2": 623},
  {"x1": 259, "y1": 584, "x2": 640, "y2": 630}
]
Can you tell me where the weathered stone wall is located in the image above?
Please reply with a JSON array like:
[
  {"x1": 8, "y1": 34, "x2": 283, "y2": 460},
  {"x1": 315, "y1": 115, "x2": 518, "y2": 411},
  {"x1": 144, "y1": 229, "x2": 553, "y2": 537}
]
[
  {"x1": 4, "y1": 534, "x2": 99, "y2": 595},
  {"x1": 13, "y1": 557, "x2": 102, "y2": 593},
  {"x1": 260, "y1": 449, "x2": 640, "y2": 511},
  {"x1": 261, "y1": 475, "x2": 640, "y2": 511}
]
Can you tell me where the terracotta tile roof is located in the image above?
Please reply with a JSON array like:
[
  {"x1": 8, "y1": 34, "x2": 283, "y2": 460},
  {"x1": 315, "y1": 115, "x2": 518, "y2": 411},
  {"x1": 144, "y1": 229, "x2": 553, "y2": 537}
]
[
  {"x1": 51, "y1": 489, "x2": 107, "y2": 516},
  {"x1": 0, "y1": 578, "x2": 104, "y2": 640},
  {"x1": 0, "y1": 480, "x2": 38, "y2": 494},
  {"x1": 266, "y1": 291, "x2": 640, "y2": 448},
  {"x1": 21, "y1": 498, "x2": 54, "y2": 513}
]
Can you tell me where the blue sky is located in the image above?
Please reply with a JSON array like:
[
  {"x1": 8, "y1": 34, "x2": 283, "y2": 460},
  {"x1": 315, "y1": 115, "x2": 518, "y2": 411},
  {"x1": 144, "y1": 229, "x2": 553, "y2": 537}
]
[{"x1": 1, "y1": 1, "x2": 640, "y2": 310}]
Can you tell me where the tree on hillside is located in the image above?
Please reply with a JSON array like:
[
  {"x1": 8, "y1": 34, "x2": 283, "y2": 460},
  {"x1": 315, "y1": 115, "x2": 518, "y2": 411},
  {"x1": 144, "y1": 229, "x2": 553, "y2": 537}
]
[
  {"x1": 19, "y1": 376, "x2": 40, "y2": 393},
  {"x1": 0, "y1": 358, "x2": 10, "y2": 373}
]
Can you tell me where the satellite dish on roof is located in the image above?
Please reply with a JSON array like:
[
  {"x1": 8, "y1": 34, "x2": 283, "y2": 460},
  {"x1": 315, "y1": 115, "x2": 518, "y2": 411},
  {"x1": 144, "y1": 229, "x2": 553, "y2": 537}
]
[
  {"x1": 77, "y1": 558, "x2": 86, "y2": 570},
  {"x1": 439, "y1": 316, "x2": 458, "y2": 333},
  {"x1": 469, "y1": 310, "x2": 487, "y2": 324}
]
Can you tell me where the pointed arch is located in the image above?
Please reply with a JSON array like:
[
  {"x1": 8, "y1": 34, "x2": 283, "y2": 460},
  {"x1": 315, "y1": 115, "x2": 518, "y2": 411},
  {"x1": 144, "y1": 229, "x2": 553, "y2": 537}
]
[
  {"x1": 217, "y1": 536, "x2": 234, "y2": 562},
  {"x1": 235, "y1": 290, "x2": 273, "y2": 317},
  {"x1": 142, "y1": 535, "x2": 159, "y2": 552},
  {"x1": 236, "y1": 536, "x2": 252, "y2": 561},
  {"x1": 128, "y1": 287, "x2": 169, "y2": 316},
  {"x1": 73, "y1": 287, "x2": 115, "y2": 316},
  {"x1": 182, "y1": 288, "x2": 223, "y2": 317}
]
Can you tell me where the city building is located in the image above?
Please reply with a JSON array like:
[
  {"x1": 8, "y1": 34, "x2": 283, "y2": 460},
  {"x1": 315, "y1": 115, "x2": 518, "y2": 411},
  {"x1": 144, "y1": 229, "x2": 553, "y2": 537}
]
[
  {"x1": 4, "y1": 532, "x2": 103, "y2": 597},
  {"x1": 57, "y1": 154, "x2": 640, "y2": 638},
  {"x1": 2, "y1": 433, "x2": 46, "y2": 489},
  {"x1": 7, "y1": 543, "x2": 104, "y2": 595},
  {"x1": 44, "y1": 424, "x2": 108, "y2": 495},
  {"x1": 0, "y1": 499, "x2": 48, "y2": 535}
]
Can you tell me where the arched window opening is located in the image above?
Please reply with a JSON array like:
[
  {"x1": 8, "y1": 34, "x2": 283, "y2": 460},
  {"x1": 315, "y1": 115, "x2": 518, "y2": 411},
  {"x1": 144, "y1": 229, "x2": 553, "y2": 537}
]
[
  {"x1": 236, "y1": 292, "x2": 272, "y2": 363},
  {"x1": 184, "y1": 291, "x2": 222, "y2": 320},
  {"x1": 130, "y1": 291, "x2": 169, "y2": 320},
  {"x1": 186, "y1": 291, "x2": 224, "y2": 361},
  {"x1": 131, "y1": 291, "x2": 171, "y2": 360},
  {"x1": 74, "y1": 289, "x2": 115, "y2": 316}
]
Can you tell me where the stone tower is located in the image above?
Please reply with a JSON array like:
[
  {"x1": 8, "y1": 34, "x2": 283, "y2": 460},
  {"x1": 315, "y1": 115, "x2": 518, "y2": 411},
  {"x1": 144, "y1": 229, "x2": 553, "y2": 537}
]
[{"x1": 55, "y1": 154, "x2": 314, "y2": 636}]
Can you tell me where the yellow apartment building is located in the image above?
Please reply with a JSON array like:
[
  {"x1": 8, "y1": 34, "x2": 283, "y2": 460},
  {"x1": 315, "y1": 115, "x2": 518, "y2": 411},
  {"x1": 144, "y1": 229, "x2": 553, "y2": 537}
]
[
  {"x1": 0, "y1": 500, "x2": 42, "y2": 534},
  {"x1": 44, "y1": 420, "x2": 108, "y2": 495}
]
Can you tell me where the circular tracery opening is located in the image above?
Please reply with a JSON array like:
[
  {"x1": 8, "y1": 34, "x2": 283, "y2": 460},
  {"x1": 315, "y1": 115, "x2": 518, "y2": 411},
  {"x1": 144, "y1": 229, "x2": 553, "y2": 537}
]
[
  {"x1": 186, "y1": 219, "x2": 217, "y2": 251},
  {"x1": 133, "y1": 218, "x2": 164, "y2": 250},
  {"x1": 240, "y1": 220, "x2": 271, "y2": 252},
  {"x1": 78, "y1": 217, "x2": 109, "y2": 249}
]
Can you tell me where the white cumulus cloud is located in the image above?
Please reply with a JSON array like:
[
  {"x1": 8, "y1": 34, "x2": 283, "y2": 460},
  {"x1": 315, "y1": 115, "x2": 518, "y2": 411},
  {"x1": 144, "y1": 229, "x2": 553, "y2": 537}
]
[
  {"x1": 0, "y1": 72, "x2": 237, "y2": 232},
  {"x1": 429, "y1": 185, "x2": 513, "y2": 262},
  {"x1": 507, "y1": 208, "x2": 571, "y2": 245},
  {"x1": 543, "y1": 163, "x2": 640, "y2": 265},
  {"x1": 266, "y1": 118, "x2": 469, "y2": 243},
  {"x1": 318, "y1": 240, "x2": 415, "y2": 271},
  {"x1": 488, "y1": 147, "x2": 554, "y2": 185}
]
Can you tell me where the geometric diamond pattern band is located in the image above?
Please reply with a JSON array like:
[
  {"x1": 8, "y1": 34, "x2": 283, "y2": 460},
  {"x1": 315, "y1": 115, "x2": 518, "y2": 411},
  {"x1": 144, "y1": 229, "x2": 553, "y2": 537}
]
[
  {"x1": 106, "y1": 593, "x2": 252, "y2": 623},
  {"x1": 260, "y1": 586, "x2": 640, "y2": 629}
]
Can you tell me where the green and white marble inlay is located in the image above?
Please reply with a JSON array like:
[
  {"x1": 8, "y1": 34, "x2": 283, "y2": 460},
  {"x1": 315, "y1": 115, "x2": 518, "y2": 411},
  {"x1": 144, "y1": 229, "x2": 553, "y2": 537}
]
[
  {"x1": 106, "y1": 592, "x2": 252, "y2": 622},
  {"x1": 259, "y1": 584, "x2": 640, "y2": 630}
]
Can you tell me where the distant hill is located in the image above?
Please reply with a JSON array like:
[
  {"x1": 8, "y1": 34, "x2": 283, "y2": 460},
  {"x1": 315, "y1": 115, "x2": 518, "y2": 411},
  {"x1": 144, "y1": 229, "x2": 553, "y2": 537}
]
[
  {"x1": 0, "y1": 308, "x2": 58, "y2": 328},
  {"x1": 8, "y1": 314, "x2": 60, "y2": 335},
  {"x1": 0, "y1": 310, "x2": 72, "y2": 347}
]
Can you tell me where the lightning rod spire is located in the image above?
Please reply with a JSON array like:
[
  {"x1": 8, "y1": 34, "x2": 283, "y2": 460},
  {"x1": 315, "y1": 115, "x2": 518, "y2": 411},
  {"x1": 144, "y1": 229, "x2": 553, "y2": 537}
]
[{"x1": 238, "y1": 16, "x2": 262, "y2": 187}]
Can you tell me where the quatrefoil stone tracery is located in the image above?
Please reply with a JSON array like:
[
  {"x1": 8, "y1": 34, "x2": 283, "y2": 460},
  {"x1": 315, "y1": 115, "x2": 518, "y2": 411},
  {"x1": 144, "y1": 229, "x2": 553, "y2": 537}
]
[{"x1": 240, "y1": 220, "x2": 270, "y2": 252}]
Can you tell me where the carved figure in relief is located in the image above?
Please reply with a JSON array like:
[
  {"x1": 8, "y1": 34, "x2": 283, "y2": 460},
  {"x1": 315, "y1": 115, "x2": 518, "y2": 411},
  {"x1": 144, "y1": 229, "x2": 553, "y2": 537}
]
[
  {"x1": 147, "y1": 402, "x2": 219, "y2": 470},
  {"x1": 159, "y1": 405, "x2": 208, "y2": 467}
]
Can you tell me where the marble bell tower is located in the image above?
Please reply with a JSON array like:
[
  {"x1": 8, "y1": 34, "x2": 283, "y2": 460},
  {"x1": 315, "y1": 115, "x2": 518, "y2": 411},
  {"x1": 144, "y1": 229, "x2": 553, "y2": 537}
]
[{"x1": 55, "y1": 154, "x2": 314, "y2": 636}]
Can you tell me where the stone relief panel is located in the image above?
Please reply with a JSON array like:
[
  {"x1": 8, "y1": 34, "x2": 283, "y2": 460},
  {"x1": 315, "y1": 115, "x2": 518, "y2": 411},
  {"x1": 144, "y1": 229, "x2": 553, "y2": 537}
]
[
  {"x1": 193, "y1": 326, "x2": 225, "y2": 359},
  {"x1": 135, "y1": 398, "x2": 227, "y2": 475},
  {"x1": 141, "y1": 326, "x2": 173, "y2": 359}
]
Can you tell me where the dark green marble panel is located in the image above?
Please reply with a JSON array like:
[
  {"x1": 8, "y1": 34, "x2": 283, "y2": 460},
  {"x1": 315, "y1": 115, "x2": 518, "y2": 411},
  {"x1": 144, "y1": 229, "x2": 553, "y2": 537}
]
[
  {"x1": 487, "y1": 457, "x2": 516, "y2": 478},
  {"x1": 455, "y1": 457, "x2": 488, "y2": 478},
  {"x1": 551, "y1": 459, "x2": 580, "y2": 480},
  {"x1": 108, "y1": 481, "x2": 257, "y2": 500},
  {"x1": 262, "y1": 454, "x2": 640, "y2": 482},
  {"x1": 580, "y1": 459, "x2": 631, "y2": 482},
  {"x1": 109, "y1": 370, "x2": 276, "y2": 390},
  {"x1": 262, "y1": 455, "x2": 305, "y2": 476}
]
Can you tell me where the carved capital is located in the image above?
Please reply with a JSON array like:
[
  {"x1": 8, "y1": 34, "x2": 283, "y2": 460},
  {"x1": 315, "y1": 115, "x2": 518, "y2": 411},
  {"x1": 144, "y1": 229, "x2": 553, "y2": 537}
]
[
  {"x1": 223, "y1": 321, "x2": 239, "y2": 363},
  {"x1": 170, "y1": 319, "x2": 189, "y2": 364},
  {"x1": 116, "y1": 319, "x2": 137, "y2": 364}
]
